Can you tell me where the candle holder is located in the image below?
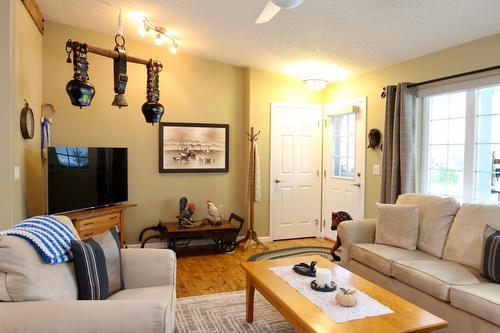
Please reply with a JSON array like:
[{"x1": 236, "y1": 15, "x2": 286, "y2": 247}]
[
  {"x1": 311, "y1": 280, "x2": 337, "y2": 292},
  {"x1": 292, "y1": 261, "x2": 317, "y2": 277}
]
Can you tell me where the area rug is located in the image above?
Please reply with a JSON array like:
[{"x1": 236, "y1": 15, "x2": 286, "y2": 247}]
[
  {"x1": 175, "y1": 290, "x2": 295, "y2": 333},
  {"x1": 247, "y1": 246, "x2": 338, "y2": 262}
]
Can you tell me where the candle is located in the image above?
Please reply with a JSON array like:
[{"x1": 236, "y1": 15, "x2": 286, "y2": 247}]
[{"x1": 316, "y1": 268, "x2": 331, "y2": 288}]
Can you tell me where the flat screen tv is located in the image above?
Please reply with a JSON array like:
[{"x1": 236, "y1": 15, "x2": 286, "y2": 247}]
[{"x1": 48, "y1": 147, "x2": 128, "y2": 214}]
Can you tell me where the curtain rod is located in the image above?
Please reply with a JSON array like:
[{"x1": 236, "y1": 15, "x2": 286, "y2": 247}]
[{"x1": 407, "y1": 64, "x2": 500, "y2": 89}]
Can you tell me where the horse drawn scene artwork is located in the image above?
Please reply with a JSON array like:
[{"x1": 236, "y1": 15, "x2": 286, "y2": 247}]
[{"x1": 159, "y1": 122, "x2": 229, "y2": 173}]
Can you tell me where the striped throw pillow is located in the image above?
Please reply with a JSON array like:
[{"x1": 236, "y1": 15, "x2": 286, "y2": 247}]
[
  {"x1": 71, "y1": 227, "x2": 123, "y2": 300},
  {"x1": 480, "y1": 225, "x2": 500, "y2": 283}
]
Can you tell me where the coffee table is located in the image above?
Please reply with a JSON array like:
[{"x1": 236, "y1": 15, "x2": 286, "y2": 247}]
[{"x1": 240, "y1": 255, "x2": 447, "y2": 332}]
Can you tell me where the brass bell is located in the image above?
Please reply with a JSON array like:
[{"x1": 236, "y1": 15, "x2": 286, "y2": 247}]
[{"x1": 111, "y1": 93, "x2": 128, "y2": 108}]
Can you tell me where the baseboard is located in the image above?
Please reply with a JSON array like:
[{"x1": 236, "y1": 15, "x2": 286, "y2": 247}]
[{"x1": 126, "y1": 235, "x2": 273, "y2": 249}]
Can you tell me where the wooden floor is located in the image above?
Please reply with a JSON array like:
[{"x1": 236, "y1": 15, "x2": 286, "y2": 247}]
[{"x1": 176, "y1": 237, "x2": 334, "y2": 298}]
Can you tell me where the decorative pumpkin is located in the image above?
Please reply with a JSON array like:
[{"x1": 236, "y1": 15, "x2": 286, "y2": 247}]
[{"x1": 335, "y1": 288, "x2": 357, "y2": 307}]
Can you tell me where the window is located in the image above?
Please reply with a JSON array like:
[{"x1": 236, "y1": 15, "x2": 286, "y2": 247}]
[
  {"x1": 421, "y1": 78, "x2": 500, "y2": 204},
  {"x1": 332, "y1": 113, "x2": 355, "y2": 178}
]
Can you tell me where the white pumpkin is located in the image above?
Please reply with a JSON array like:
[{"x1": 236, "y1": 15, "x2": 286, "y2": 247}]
[{"x1": 335, "y1": 288, "x2": 357, "y2": 307}]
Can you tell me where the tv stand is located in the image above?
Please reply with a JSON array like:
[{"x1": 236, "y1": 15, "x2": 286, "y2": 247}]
[{"x1": 63, "y1": 203, "x2": 137, "y2": 247}]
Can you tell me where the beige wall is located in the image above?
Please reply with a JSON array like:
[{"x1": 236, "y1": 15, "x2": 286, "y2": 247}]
[
  {"x1": 0, "y1": 0, "x2": 13, "y2": 230},
  {"x1": 43, "y1": 22, "x2": 248, "y2": 244},
  {"x1": 324, "y1": 32, "x2": 500, "y2": 218},
  {"x1": 247, "y1": 68, "x2": 322, "y2": 236},
  {"x1": 11, "y1": 0, "x2": 44, "y2": 222}
]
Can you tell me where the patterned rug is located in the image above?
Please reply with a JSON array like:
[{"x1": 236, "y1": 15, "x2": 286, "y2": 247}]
[
  {"x1": 175, "y1": 290, "x2": 295, "y2": 333},
  {"x1": 247, "y1": 246, "x2": 338, "y2": 262}
]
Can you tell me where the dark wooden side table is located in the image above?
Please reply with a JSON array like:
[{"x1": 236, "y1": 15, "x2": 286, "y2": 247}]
[{"x1": 138, "y1": 213, "x2": 245, "y2": 252}]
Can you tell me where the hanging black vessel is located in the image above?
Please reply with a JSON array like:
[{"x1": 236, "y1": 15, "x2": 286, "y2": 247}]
[
  {"x1": 65, "y1": 40, "x2": 95, "y2": 108},
  {"x1": 142, "y1": 60, "x2": 164, "y2": 124},
  {"x1": 66, "y1": 79, "x2": 95, "y2": 107}
]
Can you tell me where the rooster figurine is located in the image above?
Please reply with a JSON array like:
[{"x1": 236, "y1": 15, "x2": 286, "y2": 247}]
[
  {"x1": 207, "y1": 200, "x2": 224, "y2": 225},
  {"x1": 177, "y1": 197, "x2": 197, "y2": 226}
]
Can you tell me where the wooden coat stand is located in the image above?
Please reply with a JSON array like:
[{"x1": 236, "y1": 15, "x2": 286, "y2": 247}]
[{"x1": 237, "y1": 127, "x2": 269, "y2": 251}]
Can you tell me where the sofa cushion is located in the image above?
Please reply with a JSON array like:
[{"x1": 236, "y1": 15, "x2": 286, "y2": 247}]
[
  {"x1": 107, "y1": 285, "x2": 176, "y2": 332},
  {"x1": 0, "y1": 216, "x2": 79, "y2": 301},
  {"x1": 450, "y1": 283, "x2": 500, "y2": 326},
  {"x1": 71, "y1": 227, "x2": 123, "y2": 300},
  {"x1": 392, "y1": 259, "x2": 486, "y2": 301},
  {"x1": 351, "y1": 243, "x2": 437, "y2": 276},
  {"x1": 396, "y1": 193, "x2": 459, "y2": 258},
  {"x1": 375, "y1": 203, "x2": 419, "y2": 250},
  {"x1": 443, "y1": 203, "x2": 500, "y2": 270}
]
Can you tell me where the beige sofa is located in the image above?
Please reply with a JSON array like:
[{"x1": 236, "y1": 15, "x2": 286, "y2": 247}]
[
  {"x1": 338, "y1": 194, "x2": 500, "y2": 333},
  {"x1": 0, "y1": 216, "x2": 177, "y2": 333}
]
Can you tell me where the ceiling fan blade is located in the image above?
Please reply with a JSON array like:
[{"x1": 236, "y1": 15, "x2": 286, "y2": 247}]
[{"x1": 255, "y1": 1, "x2": 282, "y2": 24}]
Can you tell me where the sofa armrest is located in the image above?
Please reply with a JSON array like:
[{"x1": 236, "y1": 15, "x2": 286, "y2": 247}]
[
  {"x1": 337, "y1": 219, "x2": 376, "y2": 267},
  {"x1": 121, "y1": 249, "x2": 177, "y2": 289},
  {"x1": 121, "y1": 248, "x2": 176, "y2": 289},
  {"x1": 0, "y1": 300, "x2": 168, "y2": 333}
]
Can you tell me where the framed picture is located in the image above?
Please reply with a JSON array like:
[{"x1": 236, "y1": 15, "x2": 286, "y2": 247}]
[{"x1": 159, "y1": 122, "x2": 229, "y2": 173}]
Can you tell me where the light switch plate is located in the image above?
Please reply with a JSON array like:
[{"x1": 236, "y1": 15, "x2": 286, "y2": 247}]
[
  {"x1": 14, "y1": 166, "x2": 20, "y2": 180},
  {"x1": 373, "y1": 164, "x2": 381, "y2": 176}
]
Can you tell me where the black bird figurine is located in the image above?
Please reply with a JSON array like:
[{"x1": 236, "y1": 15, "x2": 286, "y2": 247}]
[{"x1": 293, "y1": 261, "x2": 317, "y2": 277}]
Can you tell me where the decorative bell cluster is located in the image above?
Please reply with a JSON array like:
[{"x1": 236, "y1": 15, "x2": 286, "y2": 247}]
[{"x1": 64, "y1": 37, "x2": 165, "y2": 124}]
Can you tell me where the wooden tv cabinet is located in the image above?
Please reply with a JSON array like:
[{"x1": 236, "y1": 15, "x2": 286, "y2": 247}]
[{"x1": 63, "y1": 203, "x2": 136, "y2": 247}]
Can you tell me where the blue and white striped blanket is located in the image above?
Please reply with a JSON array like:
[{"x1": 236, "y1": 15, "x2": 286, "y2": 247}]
[{"x1": 0, "y1": 215, "x2": 77, "y2": 264}]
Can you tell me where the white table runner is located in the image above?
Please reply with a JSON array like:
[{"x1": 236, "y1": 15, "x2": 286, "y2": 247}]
[{"x1": 270, "y1": 265, "x2": 394, "y2": 323}]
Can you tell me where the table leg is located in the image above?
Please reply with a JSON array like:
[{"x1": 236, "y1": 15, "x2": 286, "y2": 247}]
[{"x1": 246, "y1": 275, "x2": 255, "y2": 323}]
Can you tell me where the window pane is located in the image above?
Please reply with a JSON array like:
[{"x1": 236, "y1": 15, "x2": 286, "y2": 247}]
[
  {"x1": 448, "y1": 145, "x2": 465, "y2": 171},
  {"x1": 429, "y1": 145, "x2": 447, "y2": 169},
  {"x1": 477, "y1": 115, "x2": 500, "y2": 144},
  {"x1": 340, "y1": 136, "x2": 348, "y2": 156},
  {"x1": 429, "y1": 120, "x2": 449, "y2": 144},
  {"x1": 429, "y1": 170, "x2": 447, "y2": 195},
  {"x1": 449, "y1": 92, "x2": 466, "y2": 118},
  {"x1": 348, "y1": 114, "x2": 355, "y2": 135},
  {"x1": 331, "y1": 113, "x2": 356, "y2": 178},
  {"x1": 448, "y1": 118, "x2": 465, "y2": 144},
  {"x1": 429, "y1": 95, "x2": 449, "y2": 119}
]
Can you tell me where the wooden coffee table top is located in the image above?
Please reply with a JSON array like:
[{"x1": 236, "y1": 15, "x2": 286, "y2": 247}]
[{"x1": 241, "y1": 255, "x2": 447, "y2": 333}]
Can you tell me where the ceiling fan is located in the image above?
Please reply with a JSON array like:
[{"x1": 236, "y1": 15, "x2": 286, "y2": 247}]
[{"x1": 255, "y1": 0, "x2": 304, "y2": 24}]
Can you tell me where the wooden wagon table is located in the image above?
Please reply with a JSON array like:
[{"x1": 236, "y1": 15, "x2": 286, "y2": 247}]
[{"x1": 138, "y1": 213, "x2": 245, "y2": 252}]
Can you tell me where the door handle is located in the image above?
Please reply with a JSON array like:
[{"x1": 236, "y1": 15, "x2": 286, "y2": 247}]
[
  {"x1": 352, "y1": 183, "x2": 361, "y2": 187},
  {"x1": 275, "y1": 178, "x2": 283, "y2": 183}
]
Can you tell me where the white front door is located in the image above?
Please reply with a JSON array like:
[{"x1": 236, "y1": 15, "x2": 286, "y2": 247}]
[
  {"x1": 270, "y1": 103, "x2": 323, "y2": 240},
  {"x1": 322, "y1": 97, "x2": 366, "y2": 241}
]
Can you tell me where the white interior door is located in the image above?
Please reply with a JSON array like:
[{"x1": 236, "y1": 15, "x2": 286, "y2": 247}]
[
  {"x1": 322, "y1": 97, "x2": 366, "y2": 241},
  {"x1": 270, "y1": 103, "x2": 322, "y2": 240}
]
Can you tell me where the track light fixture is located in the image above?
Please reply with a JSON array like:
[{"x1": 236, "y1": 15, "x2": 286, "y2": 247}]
[{"x1": 140, "y1": 17, "x2": 178, "y2": 55}]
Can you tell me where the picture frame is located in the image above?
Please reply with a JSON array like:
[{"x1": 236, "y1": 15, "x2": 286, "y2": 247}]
[{"x1": 159, "y1": 122, "x2": 229, "y2": 173}]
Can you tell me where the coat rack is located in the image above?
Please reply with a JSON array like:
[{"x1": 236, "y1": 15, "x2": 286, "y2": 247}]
[{"x1": 237, "y1": 127, "x2": 269, "y2": 251}]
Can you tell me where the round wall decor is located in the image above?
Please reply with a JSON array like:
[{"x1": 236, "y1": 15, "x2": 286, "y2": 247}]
[{"x1": 20, "y1": 101, "x2": 35, "y2": 139}]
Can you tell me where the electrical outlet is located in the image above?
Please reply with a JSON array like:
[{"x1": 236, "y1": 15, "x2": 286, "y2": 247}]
[{"x1": 373, "y1": 164, "x2": 381, "y2": 176}]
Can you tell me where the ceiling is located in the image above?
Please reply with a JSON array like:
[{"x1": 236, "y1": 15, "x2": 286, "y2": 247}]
[{"x1": 38, "y1": 0, "x2": 500, "y2": 81}]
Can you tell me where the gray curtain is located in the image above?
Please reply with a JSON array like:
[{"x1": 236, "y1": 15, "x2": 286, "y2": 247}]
[{"x1": 380, "y1": 83, "x2": 417, "y2": 204}]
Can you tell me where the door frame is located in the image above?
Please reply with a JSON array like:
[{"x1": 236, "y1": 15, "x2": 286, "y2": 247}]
[
  {"x1": 269, "y1": 102, "x2": 324, "y2": 241},
  {"x1": 321, "y1": 96, "x2": 367, "y2": 239}
]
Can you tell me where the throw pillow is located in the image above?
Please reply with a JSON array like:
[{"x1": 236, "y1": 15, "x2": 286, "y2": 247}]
[
  {"x1": 375, "y1": 203, "x2": 419, "y2": 250},
  {"x1": 71, "y1": 226, "x2": 123, "y2": 300},
  {"x1": 480, "y1": 225, "x2": 500, "y2": 283}
]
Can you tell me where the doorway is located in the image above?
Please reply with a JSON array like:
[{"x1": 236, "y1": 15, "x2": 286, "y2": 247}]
[
  {"x1": 270, "y1": 103, "x2": 323, "y2": 240},
  {"x1": 269, "y1": 99, "x2": 366, "y2": 241},
  {"x1": 322, "y1": 97, "x2": 366, "y2": 241}
]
